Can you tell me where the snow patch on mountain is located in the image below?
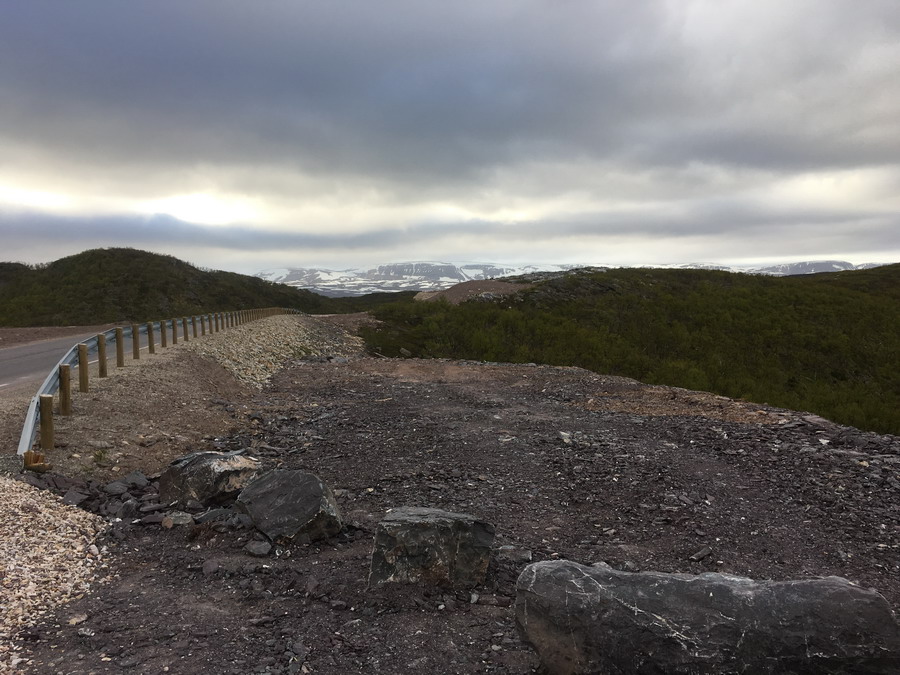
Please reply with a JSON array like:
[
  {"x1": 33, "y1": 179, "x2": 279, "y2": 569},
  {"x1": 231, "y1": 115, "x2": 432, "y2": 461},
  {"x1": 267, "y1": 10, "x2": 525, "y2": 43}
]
[{"x1": 256, "y1": 260, "x2": 889, "y2": 296}]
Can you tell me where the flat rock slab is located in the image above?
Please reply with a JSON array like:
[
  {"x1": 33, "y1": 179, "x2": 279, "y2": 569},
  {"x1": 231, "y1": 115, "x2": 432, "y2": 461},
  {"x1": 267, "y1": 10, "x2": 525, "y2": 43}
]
[
  {"x1": 158, "y1": 450, "x2": 260, "y2": 507},
  {"x1": 236, "y1": 470, "x2": 342, "y2": 543},
  {"x1": 516, "y1": 560, "x2": 900, "y2": 674},
  {"x1": 369, "y1": 506, "x2": 495, "y2": 588}
]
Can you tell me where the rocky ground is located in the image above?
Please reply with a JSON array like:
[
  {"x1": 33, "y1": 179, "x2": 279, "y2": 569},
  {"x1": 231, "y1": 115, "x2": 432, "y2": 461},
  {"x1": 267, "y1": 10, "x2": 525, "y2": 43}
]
[{"x1": 2, "y1": 314, "x2": 899, "y2": 673}]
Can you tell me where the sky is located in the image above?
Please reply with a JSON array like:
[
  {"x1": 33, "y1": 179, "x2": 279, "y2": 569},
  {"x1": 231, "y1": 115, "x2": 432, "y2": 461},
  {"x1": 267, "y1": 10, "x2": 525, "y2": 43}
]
[{"x1": 1, "y1": 1, "x2": 898, "y2": 275}]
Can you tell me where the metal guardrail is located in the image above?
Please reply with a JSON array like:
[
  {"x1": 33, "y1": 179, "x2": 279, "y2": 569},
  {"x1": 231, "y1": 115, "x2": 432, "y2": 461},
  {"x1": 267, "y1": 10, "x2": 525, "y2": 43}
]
[{"x1": 15, "y1": 308, "x2": 300, "y2": 457}]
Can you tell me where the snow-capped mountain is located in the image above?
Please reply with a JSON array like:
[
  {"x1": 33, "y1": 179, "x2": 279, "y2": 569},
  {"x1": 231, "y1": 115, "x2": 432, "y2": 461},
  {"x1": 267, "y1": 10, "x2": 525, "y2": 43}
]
[
  {"x1": 256, "y1": 262, "x2": 586, "y2": 296},
  {"x1": 256, "y1": 260, "x2": 888, "y2": 296}
]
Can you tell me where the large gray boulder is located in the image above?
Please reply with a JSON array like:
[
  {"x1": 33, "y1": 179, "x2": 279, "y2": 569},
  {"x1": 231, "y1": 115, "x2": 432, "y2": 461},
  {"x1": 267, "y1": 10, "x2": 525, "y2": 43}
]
[
  {"x1": 369, "y1": 506, "x2": 495, "y2": 588},
  {"x1": 235, "y1": 470, "x2": 342, "y2": 543},
  {"x1": 158, "y1": 451, "x2": 260, "y2": 507},
  {"x1": 516, "y1": 560, "x2": 900, "y2": 674}
]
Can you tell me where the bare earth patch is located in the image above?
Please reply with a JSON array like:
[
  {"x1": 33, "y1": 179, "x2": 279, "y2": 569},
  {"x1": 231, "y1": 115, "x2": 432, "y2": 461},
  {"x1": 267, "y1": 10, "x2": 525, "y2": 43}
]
[{"x1": 414, "y1": 280, "x2": 531, "y2": 304}]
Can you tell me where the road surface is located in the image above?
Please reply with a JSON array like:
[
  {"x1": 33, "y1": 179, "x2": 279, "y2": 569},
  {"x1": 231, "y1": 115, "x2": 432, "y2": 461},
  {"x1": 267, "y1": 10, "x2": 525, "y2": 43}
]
[{"x1": 0, "y1": 331, "x2": 153, "y2": 395}]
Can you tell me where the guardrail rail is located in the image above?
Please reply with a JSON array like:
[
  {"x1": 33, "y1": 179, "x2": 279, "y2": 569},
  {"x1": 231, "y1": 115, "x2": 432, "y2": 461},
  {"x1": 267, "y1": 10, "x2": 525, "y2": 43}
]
[{"x1": 14, "y1": 307, "x2": 300, "y2": 459}]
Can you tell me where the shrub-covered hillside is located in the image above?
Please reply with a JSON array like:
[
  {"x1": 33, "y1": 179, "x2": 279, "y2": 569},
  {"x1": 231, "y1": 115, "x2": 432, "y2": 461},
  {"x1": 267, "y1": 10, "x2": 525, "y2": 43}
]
[
  {"x1": 361, "y1": 265, "x2": 900, "y2": 435},
  {"x1": 0, "y1": 248, "x2": 340, "y2": 325}
]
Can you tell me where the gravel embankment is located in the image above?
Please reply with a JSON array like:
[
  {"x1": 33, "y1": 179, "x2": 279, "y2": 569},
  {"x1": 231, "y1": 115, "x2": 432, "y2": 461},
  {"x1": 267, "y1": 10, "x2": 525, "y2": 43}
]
[
  {"x1": 183, "y1": 314, "x2": 365, "y2": 387},
  {"x1": 0, "y1": 313, "x2": 366, "y2": 673}
]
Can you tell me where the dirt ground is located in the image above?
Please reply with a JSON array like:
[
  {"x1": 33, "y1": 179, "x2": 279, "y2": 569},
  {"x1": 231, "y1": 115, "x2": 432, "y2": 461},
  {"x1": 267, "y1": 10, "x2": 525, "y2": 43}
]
[
  {"x1": 413, "y1": 280, "x2": 531, "y2": 304},
  {"x1": 6, "y1": 339, "x2": 900, "y2": 673}
]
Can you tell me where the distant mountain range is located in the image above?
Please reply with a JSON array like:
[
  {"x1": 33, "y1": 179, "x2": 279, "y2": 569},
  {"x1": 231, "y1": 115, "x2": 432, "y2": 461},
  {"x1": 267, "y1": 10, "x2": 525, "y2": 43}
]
[{"x1": 256, "y1": 260, "x2": 888, "y2": 296}]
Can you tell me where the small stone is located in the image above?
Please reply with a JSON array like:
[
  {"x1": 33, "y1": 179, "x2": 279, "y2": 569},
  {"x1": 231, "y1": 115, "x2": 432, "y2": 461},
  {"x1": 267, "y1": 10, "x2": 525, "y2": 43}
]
[
  {"x1": 689, "y1": 546, "x2": 713, "y2": 562},
  {"x1": 103, "y1": 481, "x2": 129, "y2": 495},
  {"x1": 124, "y1": 470, "x2": 149, "y2": 488},
  {"x1": 497, "y1": 545, "x2": 532, "y2": 564},
  {"x1": 161, "y1": 511, "x2": 194, "y2": 529},
  {"x1": 62, "y1": 490, "x2": 89, "y2": 506},
  {"x1": 245, "y1": 540, "x2": 272, "y2": 557},
  {"x1": 202, "y1": 560, "x2": 219, "y2": 576}
]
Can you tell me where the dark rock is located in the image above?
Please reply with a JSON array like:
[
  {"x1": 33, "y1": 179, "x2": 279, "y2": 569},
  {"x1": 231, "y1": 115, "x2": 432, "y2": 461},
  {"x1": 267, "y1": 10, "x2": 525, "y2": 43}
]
[
  {"x1": 236, "y1": 470, "x2": 342, "y2": 543},
  {"x1": 369, "y1": 506, "x2": 495, "y2": 588},
  {"x1": 118, "y1": 499, "x2": 140, "y2": 520},
  {"x1": 516, "y1": 560, "x2": 900, "y2": 674},
  {"x1": 124, "y1": 470, "x2": 149, "y2": 488},
  {"x1": 688, "y1": 546, "x2": 712, "y2": 561},
  {"x1": 103, "y1": 480, "x2": 129, "y2": 495},
  {"x1": 496, "y1": 544, "x2": 532, "y2": 564},
  {"x1": 245, "y1": 540, "x2": 272, "y2": 557},
  {"x1": 139, "y1": 503, "x2": 167, "y2": 513},
  {"x1": 62, "y1": 490, "x2": 89, "y2": 506},
  {"x1": 158, "y1": 451, "x2": 261, "y2": 507},
  {"x1": 140, "y1": 513, "x2": 165, "y2": 525}
]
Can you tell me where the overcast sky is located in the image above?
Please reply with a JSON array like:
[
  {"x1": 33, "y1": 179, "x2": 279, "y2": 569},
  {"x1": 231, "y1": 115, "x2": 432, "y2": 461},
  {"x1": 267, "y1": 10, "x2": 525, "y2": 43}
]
[{"x1": 1, "y1": 1, "x2": 898, "y2": 274}]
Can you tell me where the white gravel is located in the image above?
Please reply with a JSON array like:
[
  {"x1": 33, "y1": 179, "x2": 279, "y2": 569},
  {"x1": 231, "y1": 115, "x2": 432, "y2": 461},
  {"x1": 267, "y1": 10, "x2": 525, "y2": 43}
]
[{"x1": 0, "y1": 478, "x2": 107, "y2": 673}]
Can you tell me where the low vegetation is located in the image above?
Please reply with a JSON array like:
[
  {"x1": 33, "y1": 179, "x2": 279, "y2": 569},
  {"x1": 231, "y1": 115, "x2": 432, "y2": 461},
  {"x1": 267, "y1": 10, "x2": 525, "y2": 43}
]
[
  {"x1": 360, "y1": 265, "x2": 900, "y2": 435},
  {"x1": 0, "y1": 248, "x2": 410, "y2": 325}
]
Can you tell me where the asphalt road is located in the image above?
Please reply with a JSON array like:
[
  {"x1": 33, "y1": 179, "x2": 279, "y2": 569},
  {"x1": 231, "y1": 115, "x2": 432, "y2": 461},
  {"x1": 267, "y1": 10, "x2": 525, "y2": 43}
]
[{"x1": 0, "y1": 332, "x2": 153, "y2": 394}]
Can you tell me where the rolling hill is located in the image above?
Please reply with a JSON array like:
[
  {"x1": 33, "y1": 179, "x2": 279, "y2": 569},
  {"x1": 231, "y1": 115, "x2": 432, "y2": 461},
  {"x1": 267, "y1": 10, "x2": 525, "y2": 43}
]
[{"x1": 0, "y1": 248, "x2": 339, "y2": 326}]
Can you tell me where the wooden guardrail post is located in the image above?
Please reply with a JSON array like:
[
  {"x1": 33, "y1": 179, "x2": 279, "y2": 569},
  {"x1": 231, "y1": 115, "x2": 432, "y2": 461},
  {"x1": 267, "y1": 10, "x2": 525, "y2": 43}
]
[
  {"x1": 182, "y1": 317, "x2": 189, "y2": 342},
  {"x1": 201, "y1": 315, "x2": 206, "y2": 336},
  {"x1": 97, "y1": 334, "x2": 108, "y2": 378},
  {"x1": 192, "y1": 316, "x2": 198, "y2": 338},
  {"x1": 147, "y1": 322, "x2": 155, "y2": 354},
  {"x1": 78, "y1": 343, "x2": 89, "y2": 392},
  {"x1": 172, "y1": 318, "x2": 178, "y2": 344},
  {"x1": 59, "y1": 364, "x2": 72, "y2": 416},
  {"x1": 214, "y1": 313, "x2": 220, "y2": 332},
  {"x1": 39, "y1": 394, "x2": 54, "y2": 451},
  {"x1": 132, "y1": 324, "x2": 141, "y2": 360},
  {"x1": 116, "y1": 328, "x2": 125, "y2": 367},
  {"x1": 160, "y1": 320, "x2": 168, "y2": 348}
]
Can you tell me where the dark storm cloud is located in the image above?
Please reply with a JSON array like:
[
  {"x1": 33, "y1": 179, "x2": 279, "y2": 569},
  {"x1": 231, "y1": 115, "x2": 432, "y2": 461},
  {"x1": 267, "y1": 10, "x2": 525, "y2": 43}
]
[
  {"x1": 6, "y1": 1, "x2": 862, "y2": 184},
  {"x1": 0, "y1": 1, "x2": 898, "y2": 267}
]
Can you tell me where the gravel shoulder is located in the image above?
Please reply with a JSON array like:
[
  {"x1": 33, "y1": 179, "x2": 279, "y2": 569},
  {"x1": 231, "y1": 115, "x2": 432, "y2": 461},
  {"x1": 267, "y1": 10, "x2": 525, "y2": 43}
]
[{"x1": 1, "y1": 314, "x2": 898, "y2": 673}]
